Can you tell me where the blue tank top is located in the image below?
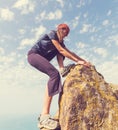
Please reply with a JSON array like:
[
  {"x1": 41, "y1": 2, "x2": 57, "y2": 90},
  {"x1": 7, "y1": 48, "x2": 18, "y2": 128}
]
[{"x1": 32, "y1": 30, "x2": 65, "y2": 61}]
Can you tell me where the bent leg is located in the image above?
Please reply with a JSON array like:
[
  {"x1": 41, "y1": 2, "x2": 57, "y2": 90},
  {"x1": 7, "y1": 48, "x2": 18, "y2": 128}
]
[{"x1": 28, "y1": 53, "x2": 62, "y2": 96}]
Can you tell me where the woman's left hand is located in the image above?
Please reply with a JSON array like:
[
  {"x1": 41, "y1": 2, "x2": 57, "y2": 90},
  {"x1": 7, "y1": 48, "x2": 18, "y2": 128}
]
[{"x1": 77, "y1": 60, "x2": 92, "y2": 67}]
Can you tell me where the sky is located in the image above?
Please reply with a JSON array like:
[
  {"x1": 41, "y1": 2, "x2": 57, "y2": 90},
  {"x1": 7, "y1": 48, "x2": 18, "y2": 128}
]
[{"x1": 0, "y1": 0, "x2": 118, "y2": 130}]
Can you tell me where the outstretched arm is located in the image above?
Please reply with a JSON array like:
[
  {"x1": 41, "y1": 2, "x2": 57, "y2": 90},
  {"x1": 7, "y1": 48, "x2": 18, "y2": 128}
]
[
  {"x1": 52, "y1": 39, "x2": 80, "y2": 62},
  {"x1": 64, "y1": 47, "x2": 91, "y2": 66},
  {"x1": 52, "y1": 39, "x2": 91, "y2": 67}
]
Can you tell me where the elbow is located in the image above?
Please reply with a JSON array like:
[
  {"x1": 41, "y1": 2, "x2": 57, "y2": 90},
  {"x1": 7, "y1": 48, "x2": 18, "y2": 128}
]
[{"x1": 58, "y1": 48, "x2": 65, "y2": 56}]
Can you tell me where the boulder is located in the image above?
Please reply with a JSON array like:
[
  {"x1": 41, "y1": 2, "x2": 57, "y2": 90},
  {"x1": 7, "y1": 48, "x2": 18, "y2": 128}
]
[
  {"x1": 41, "y1": 64, "x2": 118, "y2": 130},
  {"x1": 59, "y1": 64, "x2": 118, "y2": 130}
]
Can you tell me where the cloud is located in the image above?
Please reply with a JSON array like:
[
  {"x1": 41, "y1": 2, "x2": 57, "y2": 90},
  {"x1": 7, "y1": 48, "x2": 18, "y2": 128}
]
[
  {"x1": 77, "y1": 42, "x2": 87, "y2": 48},
  {"x1": 0, "y1": 8, "x2": 14, "y2": 21},
  {"x1": 18, "y1": 29, "x2": 26, "y2": 35},
  {"x1": 106, "y1": 34, "x2": 118, "y2": 46},
  {"x1": 0, "y1": 64, "x2": 47, "y2": 116},
  {"x1": 13, "y1": 0, "x2": 35, "y2": 14},
  {"x1": 77, "y1": 0, "x2": 85, "y2": 8},
  {"x1": 80, "y1": 24, "x2": 91, "y2": 33},
  {"x1": 93, "y1": 47, "x2": 108, "y2": 58},
  {"x1": 97, "y1": 61, "x2": 118, "y2": 84},
  {"x1": 32, "y1": 25, "x2": 47, "y2": 39},
  {"x1": 18, "y1": 25, "x2": 46, "y2": 49},
  {"x1": 0, "y1": 47, "x2": 4, "y2": 55},
  {"x1": 56, "y1": 0, "x2": 64, "y2": 7},
  {"x1": 18, "y1": 38, "x2": 35, "y2": 49},
  {"x1": 36, "y1": 9, "x2": 62, "y2": 21},
  {"x1": 83, "y1": 12, "x2": 88, "y2": 18},
  {"x1": 80, "y1": 24, "x2": 96, "y2": 34},
  {"x1": 113, "y1": 55, "x2": 118, "y2": 61},
  {"x1": 107, "y1": 10, "x2": 112, "y2": 16},
  {"x1": 102, "y1": 19, "x2": 109, "y2": 26},
  {"x1": 0, "y1": 53, "x2": 16, "y2": 64},
  {"x1": 71, "y1": 16, "x2": 80, "y2": 29},
  {"x1": 105, "y1": 34, "x2": 118, "y2": 46},
  {"x1": 47, "y1": 9, "x2": 62, "y2": 20}
]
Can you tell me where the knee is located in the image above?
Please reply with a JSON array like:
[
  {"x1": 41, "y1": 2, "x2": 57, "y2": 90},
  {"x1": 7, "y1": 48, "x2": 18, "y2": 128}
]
[{"x1": 50, "y1": 69, "x2": 60, "y2": 79}]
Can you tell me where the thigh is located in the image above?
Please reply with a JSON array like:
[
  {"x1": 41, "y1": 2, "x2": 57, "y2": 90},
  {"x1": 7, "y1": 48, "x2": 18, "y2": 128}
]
[{"x1": 28, "y1": 53, "x2": 58, "y2": 75}]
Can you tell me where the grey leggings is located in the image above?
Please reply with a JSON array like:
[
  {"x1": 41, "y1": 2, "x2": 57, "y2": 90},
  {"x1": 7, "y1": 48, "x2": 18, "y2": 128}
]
[{"x1": 27, "y1": 50, "x2": 62, "y2": 96}]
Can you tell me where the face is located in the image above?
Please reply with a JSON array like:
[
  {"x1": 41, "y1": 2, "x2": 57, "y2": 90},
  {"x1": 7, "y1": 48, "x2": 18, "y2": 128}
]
[{"x1": 59, "y1": 28, "x2": 69, "y2": 38}]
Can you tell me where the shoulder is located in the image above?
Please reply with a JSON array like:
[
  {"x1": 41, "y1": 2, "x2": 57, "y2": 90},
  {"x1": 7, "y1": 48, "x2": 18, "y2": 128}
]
[{"x1": 48, "y1": 30, "x2": 58, "y2": 40}]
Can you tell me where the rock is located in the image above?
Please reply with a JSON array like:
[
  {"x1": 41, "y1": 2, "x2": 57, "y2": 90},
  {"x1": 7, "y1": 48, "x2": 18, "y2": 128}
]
[
  {"x1": 40, "y1": 64, "x2": 118, "y2": 130},
  {"x1": 59, "y1": 64, "x2": 118, "y2": 130},
  {"x1": 40, "y1": 128, "x2": 60, "y2": 130}
]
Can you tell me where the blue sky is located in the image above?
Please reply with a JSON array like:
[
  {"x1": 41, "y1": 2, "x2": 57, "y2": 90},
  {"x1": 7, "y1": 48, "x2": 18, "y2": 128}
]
[{"x1": 0, "y1": 0, "x2": 118, "y2": 130}]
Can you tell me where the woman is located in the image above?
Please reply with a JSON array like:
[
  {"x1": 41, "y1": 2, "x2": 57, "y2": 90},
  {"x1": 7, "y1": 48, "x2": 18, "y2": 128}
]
[{"x1": 27, "y1": 23, "x2": 91, "y2": 129}]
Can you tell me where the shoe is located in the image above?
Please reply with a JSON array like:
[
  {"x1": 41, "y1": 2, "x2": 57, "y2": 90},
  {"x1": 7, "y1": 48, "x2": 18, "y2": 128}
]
[
  {"x1": 60, "y1": 64, "x2": 75, "y2": 77},
  {"x1": 38, "y1": 114, "x2": 60, "y2": 129}
]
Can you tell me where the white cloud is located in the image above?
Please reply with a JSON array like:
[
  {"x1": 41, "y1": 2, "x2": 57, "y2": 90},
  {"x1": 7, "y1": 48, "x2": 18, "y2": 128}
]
[
  {"x1": 18, "y1": 25, "x2": 46, "y2": 49},
  {"x1": 106, "y1": 35, "x2": 118, "y2": 46},
  {"x1": 80, "y1": 24, "x2": 90, "y2": 33},
  {"x1": 107, "y1": 10, "x2": 112, "y2": 16},
  {"x1": 0, "y1": 54, "x2": 15, "y2": 64},
  {"x1": 77, "y1": 0, "x2": 85, "y2": 8},
  {"x1": 71, "y1": 16, "x2": 80, "y2": 29},
  {"x1": 18, "y1": 38, "x2": 35, "y2": 49},
  {"x1": 36, "y1": 9, "x2": 62, "y2": 21},
  {"x1": 77, "y1": 42, "x2": 87, "y2": 48},
  {"x1": 97, "y1": 61, "x2": 118, "y2": 84},
  {"x1": 36, "y1": 11, "x2": 46, "y2": 21},
  {"x1": 0, "y1": 65, "x2": 46, "y2": 116},
  {"x1": 32, "y1": 25, "x2": 47, "y2": 39},
  {"x1": 0, "y1": 35, "x2": 13, "y2": 42},
  {"x1": 47, "y1": 9, "x2": 62, "y2": 20},
  {"x1": 112, "y1": 24, "x2": 118, "y2": 29},
  {"x1": 13, "y1": 0, "x2": 35, "y2": 14},
  {"x1": 94, "y1": 47, "x2": 108, "y2": 58},
  {"x1": 80, "y1": 24, "x2": 96, "y2": 34},
  {"x1": 102, "y1": 19, "x2": 109, "y2": 26},
  {"x1": 18, "y1": 29, "x2": 26, "y2": 35},
  {"x1": 113, "y1": 55, "x2": 118, "y2": 61},
  {"x1": 56, "y1": 0, "x2": 64, "y2": 7},
  {"x1": 83, "y1": 12, "x2": 88, "y2": 18},
  {"x1": 0, "y1": 8, "x2": 14, "y2": 21},
  {"x1": 0, "y1": 47, "x2": 4, "y2": 55}
]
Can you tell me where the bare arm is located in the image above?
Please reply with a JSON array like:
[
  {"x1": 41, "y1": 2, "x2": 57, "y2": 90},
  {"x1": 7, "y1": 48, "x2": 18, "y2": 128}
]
[
  {"x1": 64, "y1": 47, "x2": 85, "y2": 62},
  {"x1": 52, "y1": 39, "x2": 91, "y2": 67},
  {"x1": 52, "y1": 39, "x2": 80, "y2": 62}
]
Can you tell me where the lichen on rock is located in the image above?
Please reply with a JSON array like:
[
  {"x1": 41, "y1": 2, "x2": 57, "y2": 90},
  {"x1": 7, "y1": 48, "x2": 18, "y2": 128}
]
[
  {"x1": 40, "y1": 64, "x2": 118, "y2": 130},
  {"x1": 59, "y1": 64, "x2": 118, "y2": 130}
]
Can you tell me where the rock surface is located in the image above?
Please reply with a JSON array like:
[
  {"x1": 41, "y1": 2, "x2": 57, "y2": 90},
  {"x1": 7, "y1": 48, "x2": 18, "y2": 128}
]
[{"x1": 41, "y1": 64, "x2": 118, "y2": 130}]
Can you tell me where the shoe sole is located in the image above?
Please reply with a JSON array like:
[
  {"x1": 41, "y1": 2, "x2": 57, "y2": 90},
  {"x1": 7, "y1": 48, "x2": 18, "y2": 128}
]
[
  {"x1": 38, "y1": 124, "x2": 60, "y2": 130},
  {"x1": 62, "y1": 64, "x2": 75, "y2": 77}
]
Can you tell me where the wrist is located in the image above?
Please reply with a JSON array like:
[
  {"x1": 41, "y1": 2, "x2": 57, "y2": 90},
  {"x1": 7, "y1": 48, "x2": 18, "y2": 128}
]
[{"x1": 77, "y1": 60, "x2": 85, "y2": 64}]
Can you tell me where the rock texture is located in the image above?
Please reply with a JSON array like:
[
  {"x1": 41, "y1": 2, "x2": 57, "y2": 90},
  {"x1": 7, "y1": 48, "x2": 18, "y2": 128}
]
[{"x1": 41, "y1": 64, "x2": 118, "y2": 130}]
